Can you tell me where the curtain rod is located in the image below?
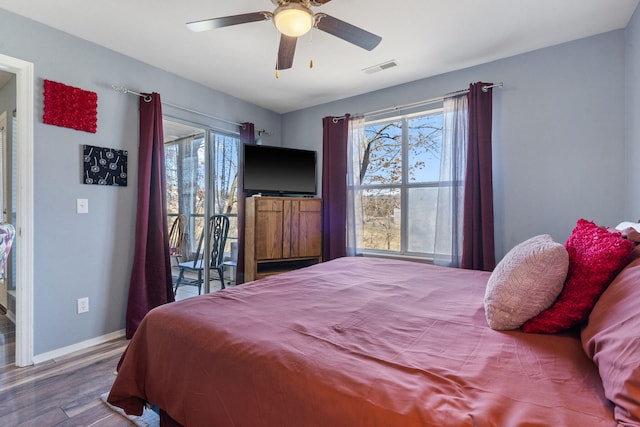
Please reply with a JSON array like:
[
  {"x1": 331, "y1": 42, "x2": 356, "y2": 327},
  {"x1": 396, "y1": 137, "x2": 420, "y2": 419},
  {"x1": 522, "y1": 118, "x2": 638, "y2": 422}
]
[
  {"x1": 111, "y1": 84, "x2": 244, "y2": 128},
  {"x1": 333, "y1": 82, "x2": 503, "y2": 122}
]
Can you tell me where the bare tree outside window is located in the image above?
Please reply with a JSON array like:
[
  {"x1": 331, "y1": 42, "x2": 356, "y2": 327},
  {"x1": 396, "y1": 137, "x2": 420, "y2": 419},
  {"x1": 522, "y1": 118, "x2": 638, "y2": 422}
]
[
  {"x1": 164, "y1": 124, "x2": 240, "y2": 260},
  {"x1": 359, "y1": 111, "x2": 443, "y2": 254},
  {"x1": 212, "y1": 133, "x2": 239, "y2": 241}
]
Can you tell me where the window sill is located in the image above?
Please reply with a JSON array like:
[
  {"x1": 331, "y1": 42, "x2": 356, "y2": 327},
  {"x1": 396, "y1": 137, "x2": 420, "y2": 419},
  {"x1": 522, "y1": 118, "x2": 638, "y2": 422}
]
[{"x1": 357, "y1": 251, "x2": 434, "y2": 265}]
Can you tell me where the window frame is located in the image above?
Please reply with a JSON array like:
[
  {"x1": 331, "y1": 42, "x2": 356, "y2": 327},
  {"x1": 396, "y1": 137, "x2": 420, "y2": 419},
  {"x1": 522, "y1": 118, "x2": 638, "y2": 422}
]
[{"x1": 360, "y1": 107, "x2": 445, "y2": 260}]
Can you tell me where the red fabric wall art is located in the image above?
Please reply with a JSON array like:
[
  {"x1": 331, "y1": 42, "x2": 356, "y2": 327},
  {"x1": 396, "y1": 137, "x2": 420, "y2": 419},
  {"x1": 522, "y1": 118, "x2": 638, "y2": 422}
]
[{"x1": 43, "y1": 79, "x2": 98, "y2": 133}]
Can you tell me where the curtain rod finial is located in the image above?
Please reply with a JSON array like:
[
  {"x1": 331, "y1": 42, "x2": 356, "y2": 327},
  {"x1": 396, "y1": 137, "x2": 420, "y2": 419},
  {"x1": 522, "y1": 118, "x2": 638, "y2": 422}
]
[{"x1": 482, "y1": 82, "x2": 503, "y2": 92}]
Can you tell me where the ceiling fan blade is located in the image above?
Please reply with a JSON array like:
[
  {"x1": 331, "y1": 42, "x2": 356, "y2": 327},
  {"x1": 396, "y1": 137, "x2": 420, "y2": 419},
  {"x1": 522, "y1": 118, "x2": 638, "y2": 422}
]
[
  {"x1": 187, "y1": 12, "x2": 272, "y2": 32},
  {"x1": 310, "y1": 0, "x2": 333, "y2": 5},
  {"x1": 276, "y1": 35, "x2": 297, "y2": 70},
  {"x1": 315, "y1": 14, "x2": 381, "y2": 51}
]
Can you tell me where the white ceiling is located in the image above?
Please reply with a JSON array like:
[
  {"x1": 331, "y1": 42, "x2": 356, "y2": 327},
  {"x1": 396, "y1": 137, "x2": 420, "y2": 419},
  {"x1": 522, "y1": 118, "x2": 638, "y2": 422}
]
[{"x1": 1, "y1": 0, "x2": 638, "y2": 114}]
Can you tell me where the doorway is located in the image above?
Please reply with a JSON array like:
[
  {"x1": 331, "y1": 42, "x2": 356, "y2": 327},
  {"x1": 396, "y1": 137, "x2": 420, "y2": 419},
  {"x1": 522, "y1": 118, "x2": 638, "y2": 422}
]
[
  {"x1": 163, "y1": 118, "x2": 239, "y2": 297},
  {"x1": 0, "y1": 54, "x2": 35, "y2": 367}
]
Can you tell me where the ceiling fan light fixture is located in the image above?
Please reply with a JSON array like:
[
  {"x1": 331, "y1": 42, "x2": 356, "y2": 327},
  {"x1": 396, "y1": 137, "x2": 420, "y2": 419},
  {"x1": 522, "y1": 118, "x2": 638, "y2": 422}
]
[{"x1": 274, "y1": 3, "x2": 314, "y2": 37}]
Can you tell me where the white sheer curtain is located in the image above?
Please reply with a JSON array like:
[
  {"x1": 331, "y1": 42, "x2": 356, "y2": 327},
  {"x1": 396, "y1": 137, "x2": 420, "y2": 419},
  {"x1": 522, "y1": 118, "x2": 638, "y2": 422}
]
[
  {"x1": 346, "y1": 115, "x2": 366, "y2": 256},
  {"x1": 433, "y1": 94, "x2": 468, "y2": 267}
]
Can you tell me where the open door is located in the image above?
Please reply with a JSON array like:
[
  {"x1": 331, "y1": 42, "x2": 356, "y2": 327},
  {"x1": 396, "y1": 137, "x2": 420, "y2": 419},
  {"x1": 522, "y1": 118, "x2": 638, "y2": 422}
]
[{"x1": 0, "y1": 53, "x2": 35, "y2": 367}]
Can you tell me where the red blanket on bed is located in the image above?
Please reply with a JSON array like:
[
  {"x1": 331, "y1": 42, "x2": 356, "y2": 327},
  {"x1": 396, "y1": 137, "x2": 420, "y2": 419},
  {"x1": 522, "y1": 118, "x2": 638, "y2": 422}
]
[{"x1": 108, "y1": 257, "x2": 614, "y2": 426}]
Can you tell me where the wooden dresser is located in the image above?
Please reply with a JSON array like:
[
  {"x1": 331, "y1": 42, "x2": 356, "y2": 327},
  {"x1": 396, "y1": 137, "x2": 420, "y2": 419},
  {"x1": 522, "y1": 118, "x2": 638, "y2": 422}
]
[{"x1": 244, "y1": 196, "x2": 322, "y2": 282}]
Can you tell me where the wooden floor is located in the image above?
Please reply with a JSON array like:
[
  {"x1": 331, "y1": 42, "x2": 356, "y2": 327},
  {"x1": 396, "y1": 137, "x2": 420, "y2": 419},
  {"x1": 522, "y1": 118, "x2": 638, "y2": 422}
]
[
  {"x1": 0, "y1": 272, "x2": 232, "y2": 426},
  {"x1": 0, "y1": 317, "x2": 131, "y2": 426}
]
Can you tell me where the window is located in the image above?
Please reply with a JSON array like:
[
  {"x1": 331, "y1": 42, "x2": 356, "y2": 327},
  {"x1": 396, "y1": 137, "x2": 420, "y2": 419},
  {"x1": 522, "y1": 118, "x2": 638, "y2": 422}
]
[
  {"x1": 357, "y1": 109, "x2": 444, "y2": 258},
  {"x1": 164, "y1": 120, "x2": 239, "y2": 260}
]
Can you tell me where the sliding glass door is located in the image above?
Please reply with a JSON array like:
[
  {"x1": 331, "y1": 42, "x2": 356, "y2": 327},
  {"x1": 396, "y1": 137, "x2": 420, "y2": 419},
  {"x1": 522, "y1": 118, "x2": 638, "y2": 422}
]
[{"x1": 164, "y1": 119, "x2": 239, "y2": 294}]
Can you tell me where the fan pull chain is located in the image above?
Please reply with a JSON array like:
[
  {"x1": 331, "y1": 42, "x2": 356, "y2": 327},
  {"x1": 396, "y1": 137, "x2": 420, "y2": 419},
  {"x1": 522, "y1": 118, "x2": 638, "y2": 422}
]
[
  {"x1": 309, "y1": 29, "x2": 314, "y2": 69},
  {"x1": 275, "y1": 29, "x2": 280, "y2": 79}
]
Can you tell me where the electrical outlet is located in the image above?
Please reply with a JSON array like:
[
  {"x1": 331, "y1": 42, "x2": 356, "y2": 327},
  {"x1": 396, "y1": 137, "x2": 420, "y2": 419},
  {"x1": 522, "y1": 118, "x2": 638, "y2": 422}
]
[{"x1": 77, "y1": 297, "x2": 89, "y2": 314}]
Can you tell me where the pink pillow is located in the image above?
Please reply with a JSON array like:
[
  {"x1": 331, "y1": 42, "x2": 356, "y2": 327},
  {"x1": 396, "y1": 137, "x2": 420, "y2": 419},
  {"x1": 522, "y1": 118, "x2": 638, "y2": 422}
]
[
  {"x1": 581, "y1": 257, "x2": 640, "y2": 424},
  {"x1": 522, "y1": 219, "x2": 635, "y2": 334}
]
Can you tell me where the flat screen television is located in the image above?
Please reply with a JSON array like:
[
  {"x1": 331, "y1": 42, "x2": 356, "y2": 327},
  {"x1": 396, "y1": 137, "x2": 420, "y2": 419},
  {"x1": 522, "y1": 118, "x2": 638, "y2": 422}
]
[{"x1": 243, "y1": 144, "x2": 317, "y2": 196}]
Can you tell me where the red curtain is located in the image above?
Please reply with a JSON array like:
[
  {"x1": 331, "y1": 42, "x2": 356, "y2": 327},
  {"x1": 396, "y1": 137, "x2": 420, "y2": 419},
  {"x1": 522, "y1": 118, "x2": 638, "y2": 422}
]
[
  {"x1": 235, "y1": 122, "x2": 255, "y2": 284},
  {"x1": 126, "y1": 93, "x2": 174, "y2": 339},
  {"x1": 322, "y1": 115, "x2": 350, "y2": 261},
  {"x1": 461, "y1": 83, "x2": 496, "y2": 271}
]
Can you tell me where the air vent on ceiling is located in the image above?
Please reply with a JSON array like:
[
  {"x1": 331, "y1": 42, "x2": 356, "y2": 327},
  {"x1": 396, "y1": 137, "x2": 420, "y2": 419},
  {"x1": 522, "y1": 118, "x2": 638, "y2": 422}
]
[{"x1": 362, "y1": 60, "x2": 398, "y2": 74}]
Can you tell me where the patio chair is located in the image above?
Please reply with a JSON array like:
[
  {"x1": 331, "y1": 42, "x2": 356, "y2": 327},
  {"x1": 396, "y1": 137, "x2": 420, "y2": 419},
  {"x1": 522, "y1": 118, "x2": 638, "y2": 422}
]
[{"x1": 174, "y1": 214, "x2": 229, "y2": 295}]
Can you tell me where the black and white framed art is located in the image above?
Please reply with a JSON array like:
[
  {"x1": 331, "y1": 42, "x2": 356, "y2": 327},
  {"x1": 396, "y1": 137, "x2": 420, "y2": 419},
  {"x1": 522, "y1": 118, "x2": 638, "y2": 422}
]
[{"x1": 83, "y1": 144, "x2": 128, "y2": 186}]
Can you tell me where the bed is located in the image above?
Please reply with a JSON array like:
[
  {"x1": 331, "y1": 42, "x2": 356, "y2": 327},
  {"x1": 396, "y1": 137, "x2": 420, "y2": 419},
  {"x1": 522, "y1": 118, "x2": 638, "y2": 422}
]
[{"x1": 108, "y1": 244, "x2": 640, "y2": 426}]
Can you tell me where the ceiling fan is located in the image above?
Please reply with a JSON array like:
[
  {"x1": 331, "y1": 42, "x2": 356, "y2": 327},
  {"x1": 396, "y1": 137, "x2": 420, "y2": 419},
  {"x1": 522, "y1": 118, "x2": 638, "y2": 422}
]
[{"x1": 186, "y1": 0, "x2": 382, "y2": 72}]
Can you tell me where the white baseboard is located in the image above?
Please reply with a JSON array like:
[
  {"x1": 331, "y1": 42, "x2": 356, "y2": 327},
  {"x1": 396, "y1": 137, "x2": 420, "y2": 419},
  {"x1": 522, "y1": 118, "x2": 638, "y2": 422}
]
[{"x1": 32, "y1": 329, "x2": 126, "y2": 365}]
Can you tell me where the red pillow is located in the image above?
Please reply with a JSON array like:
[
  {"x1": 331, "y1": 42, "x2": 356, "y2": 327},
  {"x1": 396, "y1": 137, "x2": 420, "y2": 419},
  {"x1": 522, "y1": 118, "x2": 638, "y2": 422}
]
[{"x1": 522, "y1": 219, "x2": 635, "y2": 334}]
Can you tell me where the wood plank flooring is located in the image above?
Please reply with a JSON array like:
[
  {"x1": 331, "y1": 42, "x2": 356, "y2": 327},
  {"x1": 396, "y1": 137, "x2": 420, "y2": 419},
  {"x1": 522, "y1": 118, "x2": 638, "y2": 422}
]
[
  {"x1": 0, "y1": 270, "x2": 232, "y2": 426},
  {"x1": 0, "y1": 318, "x2": 131, "y2": 426}
]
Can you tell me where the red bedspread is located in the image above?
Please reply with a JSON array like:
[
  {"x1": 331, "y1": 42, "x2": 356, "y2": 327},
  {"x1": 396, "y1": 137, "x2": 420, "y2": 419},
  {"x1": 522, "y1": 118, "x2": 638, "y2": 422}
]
[{"x1": 108, "y1": 257, "x2": 615, "y2": 426}]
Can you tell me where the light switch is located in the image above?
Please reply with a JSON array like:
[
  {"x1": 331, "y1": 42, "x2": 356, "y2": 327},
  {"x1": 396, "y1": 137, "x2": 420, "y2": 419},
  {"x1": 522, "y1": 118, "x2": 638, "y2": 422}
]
[{"x1": 77, "y1": 198, "x2": 89, "y2": 214}]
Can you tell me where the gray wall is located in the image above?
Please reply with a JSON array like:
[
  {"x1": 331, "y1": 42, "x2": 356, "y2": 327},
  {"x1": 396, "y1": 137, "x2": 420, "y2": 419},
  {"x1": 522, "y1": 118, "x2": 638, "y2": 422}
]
[
  {"x1": 0, "y1": 9, "x2": 282, "y2": 355},
  {"x1": 627, "y1": 5, "x2": 640, "y2": 219},
  {"x1": 282, "y1": 29, "x2": 630, "y2": 262}
]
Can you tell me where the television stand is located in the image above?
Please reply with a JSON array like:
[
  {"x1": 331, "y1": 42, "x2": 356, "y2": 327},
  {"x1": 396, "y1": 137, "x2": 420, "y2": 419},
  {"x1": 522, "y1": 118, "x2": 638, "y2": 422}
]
[{"x1": 245, "y1": 196, "x2": 322, "y2": 282}]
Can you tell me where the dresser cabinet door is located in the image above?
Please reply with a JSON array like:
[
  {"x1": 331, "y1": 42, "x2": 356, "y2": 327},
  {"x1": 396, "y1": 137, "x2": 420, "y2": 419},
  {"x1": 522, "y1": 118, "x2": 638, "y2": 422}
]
[{"x1": 254, "y1": 199, "x2": 284, "y2": 260}]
